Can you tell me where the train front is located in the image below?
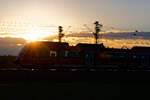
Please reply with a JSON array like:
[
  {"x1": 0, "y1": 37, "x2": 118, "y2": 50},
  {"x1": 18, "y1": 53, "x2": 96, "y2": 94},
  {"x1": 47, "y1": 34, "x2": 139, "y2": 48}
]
[{"x1": 15, "y1": 41, "x2": 71, "y2": 69}]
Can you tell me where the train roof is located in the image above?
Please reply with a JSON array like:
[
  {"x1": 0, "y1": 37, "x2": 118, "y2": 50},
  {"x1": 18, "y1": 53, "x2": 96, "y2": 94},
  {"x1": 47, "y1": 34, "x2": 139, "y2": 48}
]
[
  {"x1": 76, "y1": 43, "x2": 104, "y2": 48},
  {"x1": 131, "y1": 46, "x2": 150, "y2": 52},
  {"x1": 25, "y1": 41, "x2": 150, "y2": 53},
  {"x1": 29, "y1": 41, "x2": 69, "y2": 46},
  {"x1": 29, "y1": 41, "x2": 105, "y2": 48},
  {"x1": 76, "y1": 43, "x2": 105, "y2": 51},
  {"x1": 132, "y1": 46, "x2": 150, "y2": 50}
]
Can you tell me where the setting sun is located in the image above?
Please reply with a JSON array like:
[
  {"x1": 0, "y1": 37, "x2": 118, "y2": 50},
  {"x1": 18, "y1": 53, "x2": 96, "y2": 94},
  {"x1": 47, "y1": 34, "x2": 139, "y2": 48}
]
[
  {"x1": 23, "y1": 32, "x2": 42, "y2": 41},
  {"x1": 22, "y1": 29, "x2": 56, "y2": 42}
]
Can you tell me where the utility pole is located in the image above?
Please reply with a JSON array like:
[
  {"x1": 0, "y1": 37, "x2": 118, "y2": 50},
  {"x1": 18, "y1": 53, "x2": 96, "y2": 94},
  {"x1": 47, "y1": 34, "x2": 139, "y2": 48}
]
[
  {"x1": 93, "y1": 21, "x2": 103, "y2": 44},
  {"x1": 58, "y1": 26, "x2": 64, "y2": 43}
]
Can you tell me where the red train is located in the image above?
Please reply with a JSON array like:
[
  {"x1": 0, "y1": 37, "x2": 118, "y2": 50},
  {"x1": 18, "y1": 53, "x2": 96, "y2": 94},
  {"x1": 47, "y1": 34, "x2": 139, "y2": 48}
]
[{"x1": 16, "y1": 41, "x2": 150, "y2": 69}]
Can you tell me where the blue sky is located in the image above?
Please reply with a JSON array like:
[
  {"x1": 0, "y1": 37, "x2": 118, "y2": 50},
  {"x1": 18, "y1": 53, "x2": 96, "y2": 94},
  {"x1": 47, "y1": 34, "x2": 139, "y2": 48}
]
[{"x1": 0, "y1": 0, "x2": 150, "y2": 31}]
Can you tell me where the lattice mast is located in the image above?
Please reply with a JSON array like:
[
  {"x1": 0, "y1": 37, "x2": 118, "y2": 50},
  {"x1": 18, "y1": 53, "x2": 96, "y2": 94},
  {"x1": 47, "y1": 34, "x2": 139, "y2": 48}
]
[
  {"x1": 58, "y1": 26, "x2": 64, "y2": 43},
  {"x1": 93, "y1": 21, "x2": 103, "y2": 44}
]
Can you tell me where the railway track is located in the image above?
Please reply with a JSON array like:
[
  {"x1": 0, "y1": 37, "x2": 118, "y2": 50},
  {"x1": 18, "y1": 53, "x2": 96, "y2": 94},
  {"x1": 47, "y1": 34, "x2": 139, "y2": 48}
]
[
  {"x1": 0, "y1": 66, "x2": 149, "y2": 82},
  {"x1": 0, "y1": 66, "x2": 150, "y2": 72}
]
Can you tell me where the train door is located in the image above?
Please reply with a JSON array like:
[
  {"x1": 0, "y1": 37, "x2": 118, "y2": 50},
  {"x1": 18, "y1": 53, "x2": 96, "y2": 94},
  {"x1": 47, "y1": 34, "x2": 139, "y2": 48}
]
[
  {"x1": 85, "y1": 51, "x2": 94, "y2": 66},
  {"x1": 141, "y1": 55, "x2": 150, "y2": 67}
]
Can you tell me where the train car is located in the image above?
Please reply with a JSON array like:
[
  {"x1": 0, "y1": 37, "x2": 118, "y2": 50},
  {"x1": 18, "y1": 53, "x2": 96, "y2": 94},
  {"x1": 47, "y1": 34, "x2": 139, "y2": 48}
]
[
  {"x1": 15, "y1": 41, "x2": 150, "y2": 70},
  {"x1": 131, "y1": 47, "x2": 150, "y2": 67},
  {"x1": 16, "y1": 41, "x2": 85, "y2": 69},
  {"x1": 14, "y1": 21, "x2": 150, "y2": 70}
]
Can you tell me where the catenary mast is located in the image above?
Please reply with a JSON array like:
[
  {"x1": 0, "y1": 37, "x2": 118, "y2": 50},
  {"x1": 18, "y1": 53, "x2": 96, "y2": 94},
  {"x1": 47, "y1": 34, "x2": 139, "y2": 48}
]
[
  {"x1": 58, "y1": 26, "x2": 64, "y2": 43},
  {"x1": 93, "y1": 21, "x2": 103, "y2": 44}
]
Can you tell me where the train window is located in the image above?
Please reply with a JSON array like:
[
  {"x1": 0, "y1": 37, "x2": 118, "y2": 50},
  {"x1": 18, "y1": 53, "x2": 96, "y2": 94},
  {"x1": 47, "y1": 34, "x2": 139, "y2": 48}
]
[
  {"x1": 85, "y1": 54, "x2": 89, "y2": 58},
  {"x1": 133, "y1": 55, "x2": 137, "y2": 59},
  {"x1": 68, "y1": 51, "x2": 80, "y2": 57},
  {"x1": 141, "y1": 56, "x2": 145, "y2": 59},
  {"x1": 119, "y1": 54, "x2": 126, "y2": 58},
  {"x1": 65, "y1": 51, "x2": 69, "y2": 57},
  {"x1": 50, "y1": 51, "x2": 57, "y2": 57},
  {"x1": 57, "y1": 51, "x2": 68, "y2": 57}
]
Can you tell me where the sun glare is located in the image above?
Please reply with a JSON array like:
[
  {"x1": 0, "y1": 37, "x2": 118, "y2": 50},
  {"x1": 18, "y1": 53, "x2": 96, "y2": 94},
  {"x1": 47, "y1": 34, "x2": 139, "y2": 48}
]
[
  {"x1": 23, "y1": 30, "x2": 56, "y2": 42},
  {"x1": 23, "y1": 32, "x2": 41, "y2": 41}
]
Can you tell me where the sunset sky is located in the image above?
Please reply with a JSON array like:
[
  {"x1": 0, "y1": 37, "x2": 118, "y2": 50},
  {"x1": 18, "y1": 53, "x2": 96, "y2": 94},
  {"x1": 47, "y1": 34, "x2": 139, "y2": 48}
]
[
  {"x1": 0, "y1": 0, "x2": 150, "y2": 55},
  {"x1": 0, "y1": 0, "x2": 150, "y2": 31}
]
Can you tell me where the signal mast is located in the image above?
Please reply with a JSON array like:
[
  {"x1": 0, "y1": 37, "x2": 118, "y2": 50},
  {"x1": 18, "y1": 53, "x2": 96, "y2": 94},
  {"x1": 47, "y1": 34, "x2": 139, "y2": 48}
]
[
  {"x1": 93, "y1": 21, "x2": 103, "y2": 44},
  {"x1": 58, "y1": 26, "x2": 64, "y2": 43}
]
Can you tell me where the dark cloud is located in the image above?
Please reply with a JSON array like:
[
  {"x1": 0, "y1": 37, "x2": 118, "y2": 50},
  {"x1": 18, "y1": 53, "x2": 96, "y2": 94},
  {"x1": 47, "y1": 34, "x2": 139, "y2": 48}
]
[{"x1": 66, "y1": 32, "x2": 150, "y2": 40}]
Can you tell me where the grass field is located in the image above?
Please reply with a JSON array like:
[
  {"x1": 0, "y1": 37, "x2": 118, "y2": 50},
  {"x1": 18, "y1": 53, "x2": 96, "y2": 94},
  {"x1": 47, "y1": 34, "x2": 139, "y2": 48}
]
[
  {"x1": 0, "y1": 81, "x2": 149, "y2": 100},
  {"x1": 0, "y1": 55, "x2": 150, "y2": 100},
  {"x1": 0, "y1": 81, "x2": 121, "y2": 100}
]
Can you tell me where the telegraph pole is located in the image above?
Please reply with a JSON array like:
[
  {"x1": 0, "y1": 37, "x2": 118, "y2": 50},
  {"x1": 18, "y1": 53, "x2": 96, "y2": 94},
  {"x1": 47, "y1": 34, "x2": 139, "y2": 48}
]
[
  {"x1": 58, "y1": 26, "x2": 64, "y2": 43},
  {"x1": 93, "y1": 21, "x2": 103, "y2": 44}
]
